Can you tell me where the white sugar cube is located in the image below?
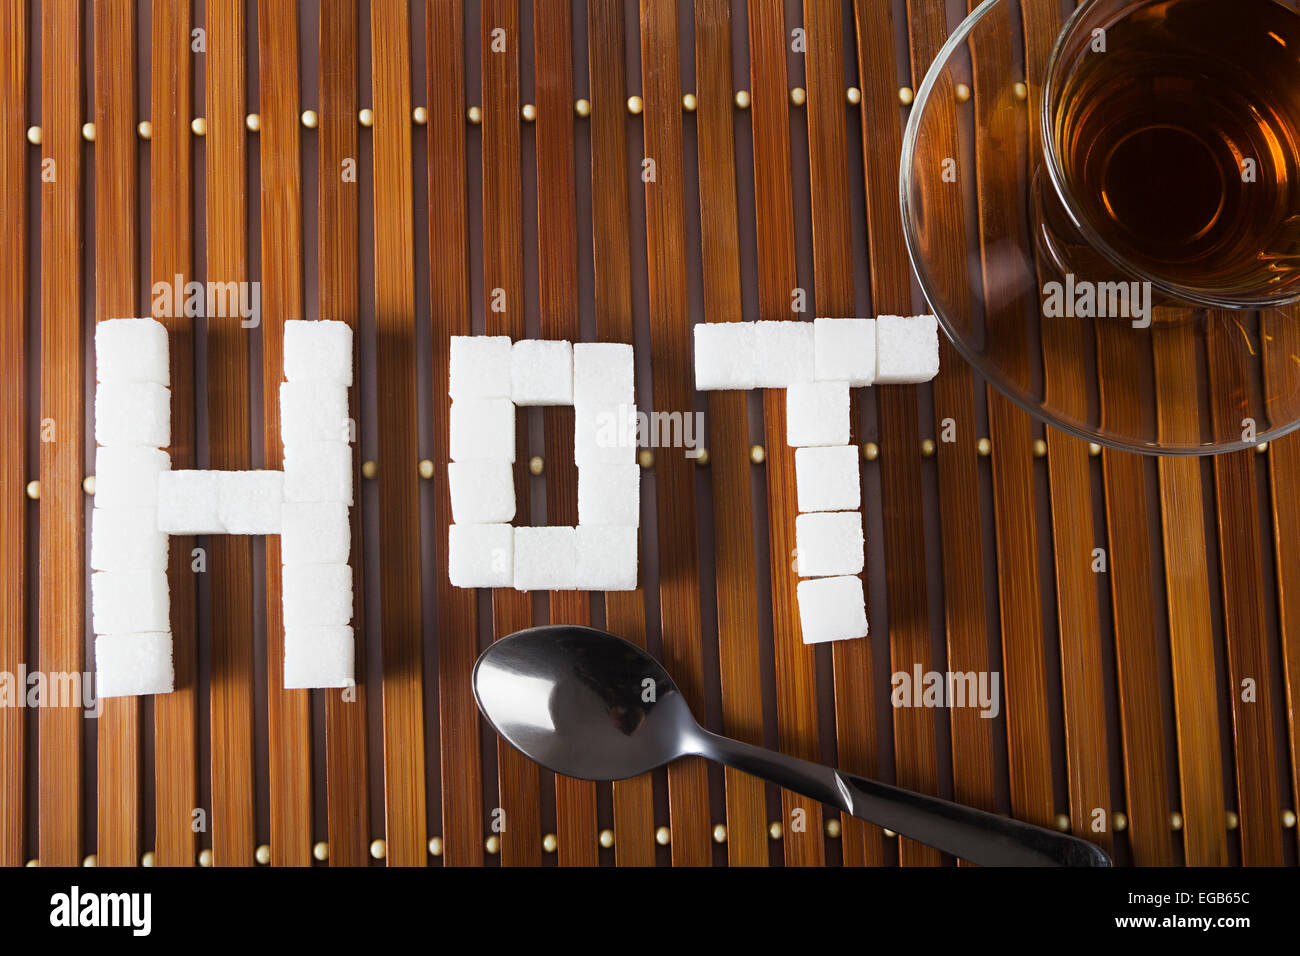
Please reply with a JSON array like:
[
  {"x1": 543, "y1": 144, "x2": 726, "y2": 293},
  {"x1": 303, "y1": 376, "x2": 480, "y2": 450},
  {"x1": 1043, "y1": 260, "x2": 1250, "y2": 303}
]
[
  {"x1": 283, "y1": 442, "x2": 353, "y2": 505},
  {"x1": 448, "y1": 461, "x2": 516, "y2": 524},
  {"x1": 92, "y1": 446, "x2": 171, "y2": 509},
  {"x1": 797, "y1": 575, "x2": 868, "y2": 643},
  {"x1": 754, "y1": 320, "x2": 814, "y2": 387},
  {"x1": 814, "y1": 317, "x2": 875, "y2": 386},
  {"x1": 448, "y1": 523, "x2": 514, "y2": 588},
  {"x1": 282, "y1": 563, "x2": 353, "y2": 627},
  {"x1": 94, "y1": 382, "x2": 171, "y2": 448},
  {"x1": 95, "y1": 632, "x2": 175, "y2": 697},
  {"x1": 574, "y1": 342, "x2": 635, "y2": 405},
  {"x1": 574, "y1": 403, "x2": 638, "y2": 464},
  {"x1": 511, "y1": 339, "x2": 573, "y2": 405},
  {"x1": 786, "y1": 380, "x2": 851, "y2": 447},
  {"x1": 514, "y1": 526, "x2": 577, "y2": 591},
  {"x1": 693, "y1": 322, "x2": 756, "y2": 390},
  {"x1": 795, "y1": 445, "x2": 861, "y2": 512},
  {"x1": 91, "y1": 569, "x2": 170, "y2": 635},
  {"x1": 450, "y1": 335, "x2": 512, "y2": 399},
  {"x1": 218, "y1": 470, "x2": 284, "y2": 534},
  {"x1": 875, "y1": 314, "x2": 940, "y2": 384},
  {"x1": 284, "y1": 625, "x2": 355, "y2": 689},
  {"x1": 95, "y1": 318, "x2": 170, "y2": 386},
  {"x1": 577, "y1": 464, "x2": 640, "y2": 526},
  {"x1": 575, "y1": 525, "x2": 638, "y2": 591},
  {"x1": 795, "y1": 511, "x2": 864, "y2": 577},
  {"x1": 450, "y1": 398, "x2": 516, "y2": 461},
  {"x1": 90, "y1": 508, "x2": 168, "y2": 571},
  {"x1": 283, "y1": 320, "x2": 354, "y2": 386},
  {"x1": 281, "y1": 501, "x2": 351, "y2": 565},
  {"x1": 157, "y1": 470, "x2": 223, "y2": 534},
  {"x1": 279, "y1": 380, "x2": 351, "y2": 445}
]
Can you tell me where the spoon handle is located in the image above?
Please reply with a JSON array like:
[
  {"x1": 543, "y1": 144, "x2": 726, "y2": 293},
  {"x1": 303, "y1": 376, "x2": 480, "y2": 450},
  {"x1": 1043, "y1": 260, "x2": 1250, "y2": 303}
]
[{"x1": 689, "y1": 729, "x2": 1109, "y2": 866}]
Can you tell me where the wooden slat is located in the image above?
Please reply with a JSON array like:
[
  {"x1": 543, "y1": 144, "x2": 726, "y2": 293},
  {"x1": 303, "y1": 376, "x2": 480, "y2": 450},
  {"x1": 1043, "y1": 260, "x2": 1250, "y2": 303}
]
[
  {"x1": 692, "y1": 0, "x2": 767, "y2": 867},
  {"x1": 805, "y1": 0, "x2": 883, "y2": 869},
  {"x1": 258, "y1": 0, "x2": 312, "y2": 867},
  {"x1": 370, "y1": 0, "x2": 428, "y2": 867},
  {"x1": 93, "y1": 0, "x2": 141, "y2": 868},
  {"x1": 205, "y1": 0, "x2": 257, "y2": 867},
  {"x1": 1263, "y1": 305, "x2": 1300, "y2": 858},
  {"x1": 588, "y1": 0, "x2": 656, "y2": 867},
  {"x1": 1207, "y1": 315, "x2": 1284, "y2": 865},
  {"x1": 37, "y1": 0, "x2": 84, "y2": 868},
  {"x1": 963, "y1": 0, "x2": 1055, "y2": 830},
  {"x1": 1152, "y1": 315, "x2": 1228, "y2": 865},
  {"x1": 481, "y1": 0, "x2": 542, "y2": 867},
  {"x1": 747, "y1": 0, "x2": 823, "y2": 868},
  {"x1": 426, "y1": 0, "x2": 483, "y2": 868},
  {"x1": 855, "y1": 0, "x2": 940, "y2": 866},
  {"x1": 319, "y1": 0, "x2": 371, "y2": 868},
  {"x1": 535, "y1": 0, "x2": 599, "y2": 867},
  {"x1": 904, "y1": 0, "x2": 999, "y2": 830},
  {"x1": 638, "y1": 0, "x2": 711, "y2": 866},
  {"x1": 151, "y1": 0, "x2": 200, "y2": 869},
  {"x1": 1018, "y1": 0, "x2": 1120, "y2": 859},
  {"x1": 0, "y1": 0, "x2": 25, "y2": 869}
]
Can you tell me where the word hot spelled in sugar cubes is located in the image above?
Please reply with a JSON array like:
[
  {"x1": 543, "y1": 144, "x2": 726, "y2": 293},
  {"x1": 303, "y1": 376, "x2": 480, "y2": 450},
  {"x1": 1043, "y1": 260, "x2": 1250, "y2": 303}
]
[
  {"x1": 92, "y1": 318, "x2": 357, "y2": 697},
  {"x1": 695, "y1": 315, "x2": 939, "y2": 644}
]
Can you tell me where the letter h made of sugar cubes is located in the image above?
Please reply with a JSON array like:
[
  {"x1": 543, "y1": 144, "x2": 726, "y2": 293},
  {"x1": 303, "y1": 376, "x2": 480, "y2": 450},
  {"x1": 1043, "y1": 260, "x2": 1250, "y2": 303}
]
[
  {"x1": 91, "y1": 318, "x2": 357, "y2": 697},
  {"x1": 445, "y1": 336, "x2": 641, "y2": 593},
  {"x1": 693, "y1": 316, "x2": 940, "y2": 644}
]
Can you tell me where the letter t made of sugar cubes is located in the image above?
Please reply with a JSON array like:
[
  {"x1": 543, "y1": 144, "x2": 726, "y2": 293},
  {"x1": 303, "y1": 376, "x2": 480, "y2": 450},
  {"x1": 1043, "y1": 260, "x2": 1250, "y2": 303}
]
[
  {"x1": 692, "y1": 316, "x2": 940, "y2": 644},
  {"x1": 446, "y1": 336, "x2": 641, "y2": 593},
  {"x1": 91, "y1": 318, "x2": 357, "y2": 696}
]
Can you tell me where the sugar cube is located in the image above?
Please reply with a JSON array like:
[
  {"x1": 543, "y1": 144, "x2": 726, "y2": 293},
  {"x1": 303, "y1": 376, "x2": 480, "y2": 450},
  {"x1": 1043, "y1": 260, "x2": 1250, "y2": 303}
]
[
  {"x1": 157, "y1": 470, "x2": 223, "y2": 534},
  {"x1": 574, "y1": 402, "x2": 638, "y2": 464},
  {"x1": 218, "y1": 470, "x2": 284, "y2": 534},
  {"x1": 795, "y1": 445, "x2": 861, "y2": 512},
  {"x1": 693, "y1": 322, "x2": 756, "y2": 391},
  {"x1": 92, "y1": 446, "x2": 171, "y2": 509},
  {"x1": 284, "y1": 625, "x2": 355, "y2": 689},
  {"x1": 91, "y1": 569, "x2": 170, "y2": 635},
  {"x1": 575, "y1": 525, "x2": 638, "y2": 591},
  {"x1": 283, "y1": 319, "x2": 354, "y2": 386},
  {"x1": 577, "y1": 464, "x2": 640, "y2": 526},
  {"x1": 875, "y1": 314, "x2": 940, "y2": 384},
  {"x1": 282, "y1": 563, "x2": 354, "y2": 628},
  {"x1": 514, "y1": 526, "x2": 577, "y2": 591},
  {"x1": 450, "y1": 398, "x2": 516, "y2": 462},
  {"x1": 91, "y1": 508, "x2": 169, "y2": 571},
  {"x1": 95, "y1": 318, "x2": 170, "y2": 387},
  {"x1": 279, "y1": 380, "x2": 352, "y2": 445},
  {"x1": 449, "y1": 335, "x2": 512, "y2": 399},
  {"x1": 94, "y1": 381, "x2": 171, "y2": 448},
  {"x1": 786, "y1": 380, "x2": 851, "y2": 447},
  {"x1": 448, "y1": 461, "x2": 516, "y2": 524},
  {"x1": 448, "y1": 523, "x2": 514, "y2": 588},
  {"x1": 95, "y1": 632, "x2": 175, "y2": 697},
  {"x1": 754, "y1": 320, "x2": 814, "y2": 387},
  {"x1": 280, "y1": 501, "x2": 351, "y2": 565},
  {"x1": 283, "y1": 442, "x2": 353, "y2": 505},
  {"x1": 796, "y1": 575, "x2": 868, "y2": 643},
  {"x1": 574, "y1": 342, "x2": 635, "y2": 405},
  {"x1": 511, "y1": 339, "x2": 573, "y2": 406},
  {"x1": 814, "y1": 317, "x2": 875, "y2": 386},
  {"x1": 795, "y1": 511, "x2": 865, "y2": 577}
]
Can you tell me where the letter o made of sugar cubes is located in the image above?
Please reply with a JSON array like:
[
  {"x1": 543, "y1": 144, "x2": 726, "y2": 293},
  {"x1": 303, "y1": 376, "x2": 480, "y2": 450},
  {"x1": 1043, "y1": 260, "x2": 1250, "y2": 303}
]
[
  {"x1": 786, "y1": 380, "x2": 850, "y2": 447},
  {"x1": 575, "y1": 526, "x2": 638, "y2": 591},
  {"x1": 577, "y1": 464, "x2": 640, "y2": 526},
  {"x1": 448, "y1": 523, "x2": 514, "y2": 588},
  {"x1": 95, "y1": 318, "x2": 170, "y2": 386},
  {"x1": 797, "y1": 575, "x2": 868, "y2": 643},
  {"x1": 94, "y1": 382, "x2": 171, "y2": 448},
  {"x1": 448, "y1": 461, "x2": 516, "y2": 524},
  {"x1": 514, "y1": 526, "x2": 577, "y2": 591},
  {"x1": 574, "y1": 342, "x2": 635, "y2": 405},
  {"x1": 511, "y1": 339, "x2": 573, "y2": 406},
  {"x1": 283, "y1": 319, "x2": 354, "y2": 386},
  {"x1": 449, "y1": 335, "x2": 513, "y2": 399},
  {"x1": 450, "y1": 398, "x2": 516, "y2": 462}
]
